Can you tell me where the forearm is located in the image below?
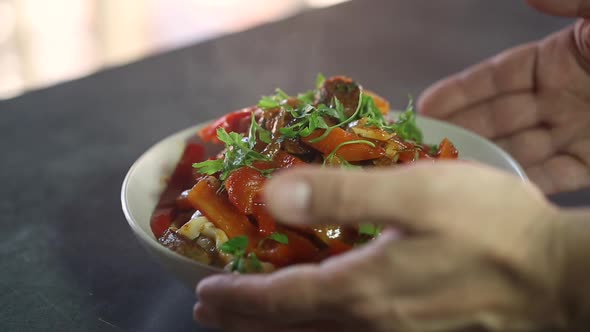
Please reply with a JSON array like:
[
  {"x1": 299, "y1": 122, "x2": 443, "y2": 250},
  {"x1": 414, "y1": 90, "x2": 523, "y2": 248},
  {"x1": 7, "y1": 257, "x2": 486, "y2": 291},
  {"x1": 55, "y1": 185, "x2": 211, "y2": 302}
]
[{"x1": 559, "y1": 208, "x2": 590, "y2": 330}]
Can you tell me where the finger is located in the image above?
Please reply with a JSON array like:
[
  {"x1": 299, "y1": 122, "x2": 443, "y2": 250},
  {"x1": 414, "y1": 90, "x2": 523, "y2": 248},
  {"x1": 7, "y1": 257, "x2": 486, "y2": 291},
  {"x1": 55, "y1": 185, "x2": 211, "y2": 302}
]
[
  {"x1": 195, "y1": 302, "x2": 314, "y2": 332},
  {"x1": 196, "y1": 304, "x2": 363, "y2": 332},
  {"x1": 196, "y1": 232, "x2": 400, "y2": 325},
  {"x1": 193, "y1": 302, "x2": 220, "y2": 329},
  {"x1": 575, "y1": 19, "x2": 590, "y2": 70},
  {"x1": 197, "y1": 264, "x2": 330, "y2": 323},
  {"x1": 494, "y1": 128, "x2": 554, "y2": 167},
  {"x1": 263, "y1": 163, "x2": 526, "y2": 231},
  {"x1": 527, "y1": 155, "x2": 590, "y2": 194},
  {"x1": 195, "y1": 307, "x2": 280, "y2": 332},
  {"x1": 445, "y1": 93, "x2": 539, "y2": 139},
  {"x1": 525, "y1": 0, "x2": 590, "y2": 17},
  {"x1": 418, "y1": 43, "x2": 537, "y2": 119}
]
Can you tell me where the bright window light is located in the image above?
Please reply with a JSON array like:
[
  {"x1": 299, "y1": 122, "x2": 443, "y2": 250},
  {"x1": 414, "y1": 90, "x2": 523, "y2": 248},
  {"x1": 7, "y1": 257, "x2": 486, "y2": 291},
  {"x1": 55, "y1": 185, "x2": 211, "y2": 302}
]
[{"x1": 305, "y1": 0, "x2": 350, "y2": 8}]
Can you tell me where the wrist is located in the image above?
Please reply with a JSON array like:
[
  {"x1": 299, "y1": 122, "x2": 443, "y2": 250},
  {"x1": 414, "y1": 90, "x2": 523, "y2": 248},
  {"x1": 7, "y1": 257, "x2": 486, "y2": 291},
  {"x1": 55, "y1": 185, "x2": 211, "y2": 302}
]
[{"x1": 558, "y1": 208, "x2": 590, "y2": 330}]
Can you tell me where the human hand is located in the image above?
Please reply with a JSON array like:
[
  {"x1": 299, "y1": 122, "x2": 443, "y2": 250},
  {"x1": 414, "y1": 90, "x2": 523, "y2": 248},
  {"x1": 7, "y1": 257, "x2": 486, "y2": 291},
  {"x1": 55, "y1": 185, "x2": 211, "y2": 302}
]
[
  {"x1": 418, "y1": 1, "x2": 590, "y2": 195},
  {"x1": 194, "y1": 163, "x2": 572, "y2": 332}
]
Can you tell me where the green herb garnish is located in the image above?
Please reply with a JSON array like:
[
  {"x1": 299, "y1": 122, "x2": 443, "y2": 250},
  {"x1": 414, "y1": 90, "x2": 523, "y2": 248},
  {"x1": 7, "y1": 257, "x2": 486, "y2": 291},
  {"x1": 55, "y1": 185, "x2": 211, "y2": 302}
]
[
  {"x1": 278, "y1": 94, "x2": 359, "y2": 143},
  {"x1": 220, "y1": 236, "x2": 248, "y2": 255},
  {"x1": 192, "y1": 127, "x2": 271, "y2": 180},
  {"x1": 316, "y1": 73, "x2": 326, "y2": 89},
  {"x1": 258, "y1": 232, "x2": 289, "y2": 249},
  {"x1": 258, "y1": 97, "x2": 281, "y2": 109},
  {"x1": 258, "y1": 88, "x2": 290, "y2": 110},
  {"x1": 219, "y1": 236, "x2": 262, "y2": 273},
  {"x1": 428, "y1": 144, "x2": 438, "y2": 155},
  {"x1": 196, "y1": 75, "x2": 425, "y2": 180},
  {"x1": 297, "y1": 90, "x2": 315, "y2": 105},
  {"x1": 323, "y1": 139, "x2": 375, "y2": 167},
  {"x1": 247, "y1": 252, "x2": 263, "y2": 272},
  {"x1": 268, "y1": 232, "x2": 289, "y2": 244},
  {"x1": 220, "y1": 236, "x2": 248, "y2": 273},
  {"x1": 391, "y1": 98, "x2": 422, "y2": 143},
  {"x1": 307, "y1": 93, "x2": 364, "y2": 143},
  {"x1": 359, "y1": 224, "x2": 382, "y2": 237},
  {"x1": 248, "y1": 113, "x2": 272, "y2": 145}
]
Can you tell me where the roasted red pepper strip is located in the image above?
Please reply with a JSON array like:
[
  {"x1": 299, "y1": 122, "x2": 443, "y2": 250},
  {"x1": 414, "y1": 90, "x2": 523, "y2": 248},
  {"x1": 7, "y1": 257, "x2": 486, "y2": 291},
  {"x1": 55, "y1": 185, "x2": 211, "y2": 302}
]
[
  {"x1": 225, "y1": 152, "x2": 305, "y2": 234},
  {"x1": 255, "y1": 227, "x2": 319, "y2": 267},
  {"x1": 326, "y1": 240, "x2": 353, "y2": 256},
  {"x1": 310, "y1": 226, "x2": 353, "y2": 256},
  {"x1": 225, "y1": 167, "x2": 267, "y2": 215},
  {"x1": 187, "y1": 176, "x2": 257, "y2": 240},
  {"x1": 302, "y1": 128, "x2": 384, "y2": 161},
  {"x1": 273, "y1": 150, "x2": 306, "y2": 168},
  {"x1": 150, "y1": 208, "x2": 176, "y2": 238},
  {"x1": 199, "y1": 107, "x2": 254, "y2": 143},
  {"x1": 251, "y1": 202, "x2": 276, "y2": 236},
  {"x1": 175, "y1": 189, "x2": 193, "y2": 211},
  {"x1": 437, "y1": 138, "x2": 459, "y2": 159}
]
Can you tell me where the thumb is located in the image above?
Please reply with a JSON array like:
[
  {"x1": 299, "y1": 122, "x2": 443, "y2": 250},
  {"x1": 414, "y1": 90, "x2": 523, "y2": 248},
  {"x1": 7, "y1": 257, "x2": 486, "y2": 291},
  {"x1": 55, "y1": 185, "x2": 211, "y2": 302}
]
[
  {"x1": 575, "y1": 19, "x2": 590, "y2": 69},
  {"x1": 525, "y1": 0, "x2": 590, "y2": 17},
  {"x1": 262, "y1": 162, "x2": 528, "y2": 233}
]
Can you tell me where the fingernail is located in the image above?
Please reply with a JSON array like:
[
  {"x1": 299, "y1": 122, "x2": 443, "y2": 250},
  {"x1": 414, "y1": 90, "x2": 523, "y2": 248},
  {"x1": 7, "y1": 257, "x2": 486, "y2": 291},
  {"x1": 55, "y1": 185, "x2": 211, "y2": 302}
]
[{"x1": 266, "y1": 179, "x2": 311, "y2": 224}]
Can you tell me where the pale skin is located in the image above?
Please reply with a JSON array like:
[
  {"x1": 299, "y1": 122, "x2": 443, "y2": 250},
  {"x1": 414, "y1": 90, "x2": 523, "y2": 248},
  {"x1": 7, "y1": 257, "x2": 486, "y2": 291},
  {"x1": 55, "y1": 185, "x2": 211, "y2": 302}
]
[
  {"x1": 419, "y1": 0, "x2": 590, "y2": 195},
  {"x1": 194, "y1": 1, "x2": 590, "y2": 331}
]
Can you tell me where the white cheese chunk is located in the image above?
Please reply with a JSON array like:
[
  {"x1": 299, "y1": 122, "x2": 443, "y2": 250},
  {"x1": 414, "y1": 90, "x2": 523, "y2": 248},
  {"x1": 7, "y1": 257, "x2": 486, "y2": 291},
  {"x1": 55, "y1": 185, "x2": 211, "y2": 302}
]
[{"x1": 176, "y1": 216, "x2": 229, "y2": 249}]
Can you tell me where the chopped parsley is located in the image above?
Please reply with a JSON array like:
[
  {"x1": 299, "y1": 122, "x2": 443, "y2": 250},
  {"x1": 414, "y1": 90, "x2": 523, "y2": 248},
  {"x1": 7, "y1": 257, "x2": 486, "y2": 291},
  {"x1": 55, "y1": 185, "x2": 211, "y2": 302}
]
[
  {"x1": 359, "y1": 224, "x2": 382, "y2": 238},
  {"x1": 316, "y1": 73, "x2": 326, "y2": 89},
  {"x1": 279, "y1": 90, "x2": 422, "y2": 145},
  {"x1": 429, "y1": 144, "x2": 439, "y2": 155},
  {"x1": 389, "y1": 98, "x2": 423, "y2": 143},
  {"x1": 219, "y1": 235, "x2": 248, "y2": 254},
  {"x1": 258, "y1": 88, "x2": 290, "y2": 109},
  {"x1": 267, "y1": 232, "x2": 289, "y2": 244},
  {"x1": 356, "y1": 94, "x2": 423, "y2": 143},
  {"x1": 192, "y1": 127, "x2": 271, "y2": 181},
  {"x1": 248, "y1": 113, "x2": 272, "y2": 145},
  {"x1": 195, "y1": 75, "x2": 425, "y2": 180},
  {"x1": 258, "y1": 232, "x2": 289, "y2": 247},
  {"x1": 219, "y1": 236, "x2": 262, "y2": 273}
]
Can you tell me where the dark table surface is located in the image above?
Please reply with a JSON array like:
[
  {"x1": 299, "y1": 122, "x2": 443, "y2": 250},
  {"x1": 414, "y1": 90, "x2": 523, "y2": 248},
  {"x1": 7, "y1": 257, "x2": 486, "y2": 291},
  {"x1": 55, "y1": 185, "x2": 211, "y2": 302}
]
[{"x1": 1, "y1": 0, "x2": 589, "y2": 331}]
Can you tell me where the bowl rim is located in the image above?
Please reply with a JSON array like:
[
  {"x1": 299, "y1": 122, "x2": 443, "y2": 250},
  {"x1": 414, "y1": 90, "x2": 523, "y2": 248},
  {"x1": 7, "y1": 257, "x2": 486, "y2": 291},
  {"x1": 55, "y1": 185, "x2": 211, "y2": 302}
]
[
  {"x1": 120, "y1": 121, "x2": 223, "y2": 274},
  {"x1": 120, "y1": 114, "x2": 528, "y2": 273}
]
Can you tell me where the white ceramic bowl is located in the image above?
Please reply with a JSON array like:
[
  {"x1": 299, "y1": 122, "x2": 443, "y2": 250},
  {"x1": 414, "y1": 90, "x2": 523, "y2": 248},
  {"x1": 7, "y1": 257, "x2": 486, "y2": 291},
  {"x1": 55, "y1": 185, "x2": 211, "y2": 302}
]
[{"x1": 121, "y1": 115, "x2": 527, "y2": 289}]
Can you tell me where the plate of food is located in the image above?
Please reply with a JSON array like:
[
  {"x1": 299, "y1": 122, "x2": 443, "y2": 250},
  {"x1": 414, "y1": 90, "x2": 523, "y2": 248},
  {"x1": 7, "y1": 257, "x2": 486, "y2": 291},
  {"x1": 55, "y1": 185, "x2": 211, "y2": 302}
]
[{"x1": 121, "y1": 75, "x2": 527, "y2": 288}]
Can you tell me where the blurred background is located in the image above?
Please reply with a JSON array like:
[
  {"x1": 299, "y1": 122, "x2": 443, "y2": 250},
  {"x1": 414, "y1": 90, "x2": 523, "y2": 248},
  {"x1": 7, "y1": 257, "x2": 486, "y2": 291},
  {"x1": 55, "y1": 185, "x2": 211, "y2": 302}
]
[{"x1": 0, "y1": 0, "x2": 349, "y2": 99}]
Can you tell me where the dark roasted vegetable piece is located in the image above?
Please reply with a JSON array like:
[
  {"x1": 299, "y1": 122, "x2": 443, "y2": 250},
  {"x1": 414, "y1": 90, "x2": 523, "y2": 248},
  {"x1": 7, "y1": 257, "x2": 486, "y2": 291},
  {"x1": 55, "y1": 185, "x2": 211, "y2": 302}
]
[
  {"x1": 254, "y1": 226, "x2": 320, "y2": 267},
  {"x1": 158, "y1": 229, "x2": 211, "y2": 264},
  {"x1": 316, "y1": 75, "x2": 361, "y2": 116}
]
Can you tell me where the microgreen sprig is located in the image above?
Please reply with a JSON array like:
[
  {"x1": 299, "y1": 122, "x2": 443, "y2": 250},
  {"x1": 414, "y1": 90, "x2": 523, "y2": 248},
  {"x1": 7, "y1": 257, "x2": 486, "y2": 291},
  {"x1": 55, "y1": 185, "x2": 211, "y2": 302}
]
[
  {"x1": 258, "y1": 232, "x2": 289, "y2": 248},
  {"x1": 359, "y1": 224, "x2": 382, "y2": 237},
  {"x1": 192, "y1": 126, "x2": 271, "y2": 181},
  {"x1": 219, "y1": 236, "x2": 263, "y2": 273},
  {"x1": 322, "y1": 139, "x2": 375, "y2": 168}
]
